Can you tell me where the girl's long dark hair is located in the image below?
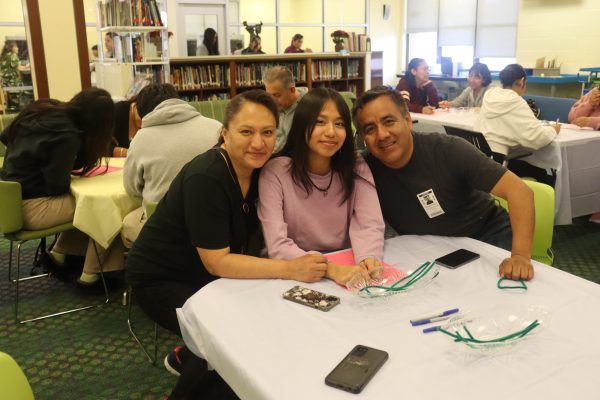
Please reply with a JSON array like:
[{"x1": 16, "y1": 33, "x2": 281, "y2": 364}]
[
  {"x1": 278, "y1": 87, "x2": 356, "y2": 203},
  {"x1": 406, "y1": 57, "x2": 425, "y2": 88},
  {"x1": 203, "y1": 28, "x2": 219, "y2": 55},
  {"x1": 4, "y1": 88, "x2": 114, "y2": 176}
]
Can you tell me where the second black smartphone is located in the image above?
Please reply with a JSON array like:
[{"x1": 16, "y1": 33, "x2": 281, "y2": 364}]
[
  {"x1": 325, "y1": 345, "x2": 388, "y2": 394},
  {"x1": 435, "y1": 249, "x2": 480, "y2": 269}
]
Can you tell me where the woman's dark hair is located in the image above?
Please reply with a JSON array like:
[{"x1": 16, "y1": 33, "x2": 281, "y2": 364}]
[
  {"x1": 217, "y1": 89, "x2": 279, "y2": 145},
  {"x1": 469, "y1": 62, "x2": 492, "y2": 87},
  {"x1": 499, "y1": 63, "x2": 527, "y2": 88},
  {"x1": 406, "y1": 58, "x2": 426, "y2": 87},
  {"x1": 65, "y1": 87, "x2": 115, "y2": 176},
  {"x1": 1, "y1": 41, "x2": 17, "y2": 57},
  {"x1": 3, "y1": 99, "x2": 63, "y2": 145},
  {"x1": 279, "y1": 87, "x2": 356, "y2": 203},
  {"x1": 136, "y1": 83, "x2": 179, "y2": 118},
  {"x1": 292, "y1": 33, "x2": 303, "y2": 44},
  {"x1": 203, "y1": 28, "x2": 219, "y2": 55}
]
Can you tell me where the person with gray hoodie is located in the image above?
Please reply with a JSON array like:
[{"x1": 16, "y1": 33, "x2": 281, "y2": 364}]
[{"x1": 122, "y1": 84, "x2": 222, "y2": 247}]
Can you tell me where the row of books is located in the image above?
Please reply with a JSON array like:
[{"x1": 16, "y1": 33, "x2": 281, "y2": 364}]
[
  {"x1": 235, "y1": 62, "x2": 307, "y2": 87},
  {"x1": 105, "y1": 33, "x2": 161, "y2": 63},
  {"x1": 348, "y1": 60, "x2": 361, "y2": 78},
  {"x1": 98, "y1": 0, "x2": 163, "y2": 27},
  {"x1": 341, "y1": 33, "x2": 371, "y2": 53},
  {"x1": 171, "y1": 65, "x2": 231, "y2": 90},
  {"x1": 180, "y1": 93, "x2": 231, "y2": 102},
  {"x1": 312, "y1": 61, "x2": 343, "y2": 81}
]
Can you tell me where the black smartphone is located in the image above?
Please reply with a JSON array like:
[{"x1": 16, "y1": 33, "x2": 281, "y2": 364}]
[
  {"x1": 435, "y1": 249, "x2": 480, "y2": 269},
  {"x1": 325, "y1": 345, "x2": 388, "y2": 394},
  {"x1": 282, "y1": 286, "x2": 340, "y2": 312}
]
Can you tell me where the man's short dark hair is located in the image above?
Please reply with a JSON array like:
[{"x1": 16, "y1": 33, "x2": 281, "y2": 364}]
[
  {"x1": 292, "y1": 33, "x2": 303, "y2": 42},
  {"x1": 91, "y1": 44, "x2": 98, "y2": 51},
  {"x1": 352, "y1": 86, "x2": 408, "y2": 133},
  {"x1": 136, "y1": 83, "x2": 179, "y2": 119}
]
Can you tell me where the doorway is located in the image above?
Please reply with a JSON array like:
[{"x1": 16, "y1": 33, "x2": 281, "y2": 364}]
[{"x1": 177, "y1": 3, "x2": 227, "y2": 56}]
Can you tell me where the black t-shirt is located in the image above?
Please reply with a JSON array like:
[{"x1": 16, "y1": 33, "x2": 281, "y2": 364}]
[
  {"x1": 125, "y1": 148, "x2": 261, "y2": 288},
  {"x1": 365, "y1": 132, "x2": 508, "y2": 237}
]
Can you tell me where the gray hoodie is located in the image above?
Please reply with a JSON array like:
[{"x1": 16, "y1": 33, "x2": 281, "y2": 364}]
[
  {"x1": 474, "y1": 87, "x2": 556, "y2": 155},
  {"x1": 124, "y1": 98, "x2": 222, "y2": 206}
]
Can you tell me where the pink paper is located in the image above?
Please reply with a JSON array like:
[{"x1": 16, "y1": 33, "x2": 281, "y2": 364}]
[
  {"x1": 77, "y1": 165, "x2": 123, "y2": 177},
  {"x1": 325, "y1": 248, "x2": 405, "y2": 283}
]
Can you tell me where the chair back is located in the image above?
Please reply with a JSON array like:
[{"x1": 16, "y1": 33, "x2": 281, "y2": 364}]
[
  {"x1": 0, "y1": 352, "x2": 34, "y2": 400},
  {"x1": 443, "y1": 126, "x2": 493, "y2": 158},
  {"x1": 495, "y1": 180, "x2": 555, "y2": 265},
  {"x1": 145, "y1": 201, "x2": 158, "y2": 218},
  {"x1": 0, "y1": 180, "x2": 23, "y2": 234}
]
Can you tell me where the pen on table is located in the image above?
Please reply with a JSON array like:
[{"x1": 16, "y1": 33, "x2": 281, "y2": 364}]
[{"x1": 410, "y1": 308, "x2": 459, "y2": 326}]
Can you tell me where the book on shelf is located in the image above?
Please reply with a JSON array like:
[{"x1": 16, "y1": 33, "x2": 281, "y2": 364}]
[
  {"x1": 312, "y1": 60, "x2": 342, "y2": 81},
  {"x1": 180, "y1": 92, "x2": 230, "y2": 102},
  {"x1": 98, "y1": 0, "x2": 163, "y2": 27},
  {"x1": 235, "y1": 62, "x2": 306, "y2": 87},
  {"x1": 340, "y1": 33, "x2": 371, "y2": 52},
  {"x1": 171, "y1": 64, "x2": 231, "y2": 90}
]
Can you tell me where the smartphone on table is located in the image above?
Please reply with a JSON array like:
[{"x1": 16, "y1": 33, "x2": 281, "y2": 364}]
[
  {"x1": 435, "y1": 249, "x2": 480, "y2": 269},
  {"x1": 282, "y1": 286, "x2": 340, "y2": 312},
  {"x1": 325, "y1": 345, "x2": 389, "y2": 394}
]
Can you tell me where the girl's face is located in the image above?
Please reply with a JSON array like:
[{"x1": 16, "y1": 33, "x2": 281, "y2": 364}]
[
  {"x1": 411, "y1": 62, "x2": 430, "y2": 84},
  {"x1": 222, "y1": 102, "x2": 276, "y2": 174},
  {"x1": 468, "y1": 72, "x2": 483, "y2": 90},
  {"x1": 307, "y1": 100, "x2": 346, "y2": 163}
]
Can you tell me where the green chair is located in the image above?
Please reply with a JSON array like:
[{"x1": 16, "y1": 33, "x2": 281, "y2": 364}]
[
  {"x1": 0, "y1": 352, "x2": 34, "y2": 400},
  {"x1": 495, "y1": 180, "x2": 555, "y2": 265},
  {"x1": 0, "y1": 180, "x2": 109, "y2": 323},
  {"x1": 125, "y1": 201, "x2": 159, "y2": 364}
]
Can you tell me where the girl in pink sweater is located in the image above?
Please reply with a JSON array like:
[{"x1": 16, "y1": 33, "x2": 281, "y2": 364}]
[
  {"x1": 258, "y1": 88, "x2": 385, "y2": 285},
  {"x1": 568, "y1": 87, "x2": 600, "y2": 130}
]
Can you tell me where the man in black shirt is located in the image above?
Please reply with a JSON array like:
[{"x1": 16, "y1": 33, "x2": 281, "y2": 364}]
[{"x1": 353, "y1": 87, "x2": 535, "y2": 281}]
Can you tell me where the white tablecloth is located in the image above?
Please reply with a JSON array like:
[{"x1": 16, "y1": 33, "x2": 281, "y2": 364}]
[
  {"x1": 411, "y1": 110, "x2": 600, "y2": 224},
  {"x1": 177, "y1": 236, "x2": 600, "y2": 400}
]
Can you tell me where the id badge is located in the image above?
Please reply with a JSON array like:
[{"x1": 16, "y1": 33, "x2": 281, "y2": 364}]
[{"x1": 417, "y1": 189, "x2": 445, "y2": 218}]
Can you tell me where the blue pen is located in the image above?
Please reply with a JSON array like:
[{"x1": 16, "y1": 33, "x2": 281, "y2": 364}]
[
  {"x1": 422, "y1": 325, "x2": 441, "y2": 333},
  {"x1": 410, "y1": 308, "x2": 459, "y2": 326}
]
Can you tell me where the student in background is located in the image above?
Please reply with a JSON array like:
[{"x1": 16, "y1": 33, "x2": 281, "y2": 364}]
[
  {"x1": 122, "y1": 83, "x2": 222, "y2": 247},
  {"x1": 395, "y1": 57, "x2": 439, "y2": 114},
  {"x1": 0, "y1": 88, "x2": 121, "y2": 286},
  {"x1": 110, "y1": 96, "x2": 141, "y2": 158},
  {"x1": 284, "y1": 33, "x2": 312, "y2": 53},
  {"x1": 241, "y1": 35, "x2": 265, "y2": 54},
  {"x1": 125, "y1": 90, "x2": 328, "y2": 399},
  {"x1": 263, "y1": 65, "x2": 308, "y2": 151},
  {"x1": 353, "y1": 86, "x2": 536, "y2": 281},
  {"x1": 569, "y1": 85, "x2": 600, "y2": 130},
  {"x1": 104, "y1": 33, "x2": 116, "y2": 58},
  {"x1": 196, "y1": 28, "x2": 219, "y2": 56},
  {"x1": 439, "y1": 63, "x2": 492, "y2": 109},
  {"x1": 258, "y1": 88, "x2": 384, "y2": 286},
  {"x1": 475, "y1": 63, "x2": 560, "y2": 186},
  {"x1": 91, "y1": 45, "x2": 98, "y2": 60}
]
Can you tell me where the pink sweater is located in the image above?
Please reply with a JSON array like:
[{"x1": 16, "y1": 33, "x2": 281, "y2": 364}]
[
  {"x1": 568, "y1": 90, "x2": 600, "y2": 130},
  {"x1": 258, "y1": 156, "x2": 384, "y2": 263}
]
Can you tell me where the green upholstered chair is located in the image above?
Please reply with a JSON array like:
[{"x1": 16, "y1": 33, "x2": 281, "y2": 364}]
[
  {"x1": 0, "y1": 180, "x2": 109, "y2": 323},
  {"x1": 125, "y1": 201, "x2": 159, "y2": 364},
  {"x1": 0, "y1": 352, "x2": 34, "y2": 400},
  {"x1": 495, "y1": 180, "x2": 555, "y2": 265}
]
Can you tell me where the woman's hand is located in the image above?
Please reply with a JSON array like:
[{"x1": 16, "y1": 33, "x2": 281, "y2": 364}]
[
  {"x1": 572, "y1": 116, "x2": 591, "y2": 128},
  {"x1": 438, "y1": 100, "x2": 451, "y2": 109},
  {"x1": 287, "y1": 254, "x2": 328, "y2": 282},
  {"x1": 553, "y1": 122, "x2": 562, "y2": 134},
  {"x1": 422, "y1": 106, "x2": 435, "y2": 115},
  {"x1": 326, "y1": 262, "x2": 370, "y2": 286}
]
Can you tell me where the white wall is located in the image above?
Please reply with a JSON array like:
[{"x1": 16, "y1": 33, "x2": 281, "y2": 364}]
[{"x1": 370, "y1": 0, "x2": 404, "y2": 86}]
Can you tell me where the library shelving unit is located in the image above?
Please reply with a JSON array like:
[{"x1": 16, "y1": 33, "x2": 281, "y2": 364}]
[
  {"x1": 169, "y1": 52, "x2": 377, "y2": 101},
  {"x1": 94, "y1": 0, "x2": 170, "y2": 98}
]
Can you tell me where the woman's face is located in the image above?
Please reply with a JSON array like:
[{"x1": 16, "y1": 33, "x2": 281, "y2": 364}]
[
  {"x1": 411, "y1": 62, "x2": 430, "y2": 83},
  {"x1": 307, "y1": 100, "x2": 347, "y2": 163},
  {"x1": 11, "y1": 44, "x2": 18, "y2": 54},
  {"x1": 468, "y1": 72, "x2": 483, "y2": 90},
  {"x1": 222, "y1": 102, "x2": 276, "y2": 173}
]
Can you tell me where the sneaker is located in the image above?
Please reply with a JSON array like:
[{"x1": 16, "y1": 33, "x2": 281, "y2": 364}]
[
  {"x1": 164, "y1": 346, "x2": 184, "y2": 376},
  {"x1": 589, "y1": 212, "x2": 600, "y2": 224}
]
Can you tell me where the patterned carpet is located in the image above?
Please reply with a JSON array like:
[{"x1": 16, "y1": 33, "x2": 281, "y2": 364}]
[{"x1": 1, "y1": 217, "x2": 599, "y2": 399}]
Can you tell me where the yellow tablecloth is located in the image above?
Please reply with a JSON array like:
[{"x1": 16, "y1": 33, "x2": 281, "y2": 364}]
[{"x1": 70, "y1": 158, "x2": 141, "y2": 249}]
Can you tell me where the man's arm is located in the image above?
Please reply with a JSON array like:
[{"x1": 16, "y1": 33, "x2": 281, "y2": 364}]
[{"x1": 490, "y1": 171, "x2": 535, "y2": 281}]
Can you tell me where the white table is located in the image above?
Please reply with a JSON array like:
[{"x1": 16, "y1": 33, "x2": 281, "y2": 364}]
[
  {"x1": 411, "y1": 110, "x2": 600, "y2": 225},
  {"x1": 177, "y1": 236, "x2": 600, "y2": 400}
]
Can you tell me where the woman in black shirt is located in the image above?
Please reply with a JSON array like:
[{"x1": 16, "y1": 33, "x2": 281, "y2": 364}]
[{"x1": 125, "y1": 90, "x2": 328, "y2": 400}]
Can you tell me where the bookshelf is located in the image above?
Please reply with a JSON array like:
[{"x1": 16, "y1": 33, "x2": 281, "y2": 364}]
[
  {"x1": 170, "y1": 53, "x2": 375, "y2": 101},
  {"x1": 94, "y1": 0, "x2": 170, "y2": 98}
]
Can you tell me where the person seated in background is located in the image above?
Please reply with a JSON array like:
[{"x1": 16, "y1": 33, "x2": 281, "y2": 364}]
[
  {"x1": 110, "y1": 97, "x2": 141, "y2": 157},
  {"x1": 0, "y1": 88, "x2": 123, "y2": 286},
  {"x1": 104, "y1": 33, "x2": 116, "y2": 58},
  {"x1": 241, "y1": 35, "x2": 265, "y2": 54},
  {"x1": 569, "y1": 85, "x2": 600, "y2": 130},
  {"x1": 475, "y1": 63, "x2": 560, "y2": 186},
  {"x1": 353, "y1": 87, "x2": 536, "y2": 281},
  {"x1": 196, "y1": 28, "x2": 219, "y2": 56},
  {"x1": 122, "y1": 83, "x2": 222, "y2": 248},
  {"x1": 284, "y1": 33, "x2": 312, "y2": 53},
  {"x1": 91, "y1": 45, "x2": 98, "y2": 59},
  {"x1": 395, "y1": 58, "x2": 439, "y2": 114},
  {"x1": 439, "y1": 63, "x2": 492, "y2": 109},
  {"x1": 263, "y1": 65, "x2": 308, "y2": 151},
  {"x1": 258, "y1": 88, "x2": 384, "y2": 286},
  {"x1": 125, "y1": 90, "x2": 328, "y2": 400}
]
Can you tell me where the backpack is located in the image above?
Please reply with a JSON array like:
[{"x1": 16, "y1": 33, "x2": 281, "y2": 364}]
[{"x1": 526, "y1": 98, "x2": 541, "y2": 119}]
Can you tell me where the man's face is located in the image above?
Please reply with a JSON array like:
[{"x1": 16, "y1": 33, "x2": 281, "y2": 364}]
[
  {"x1": 293, "y1": 38, "x2": 303, "y2": 49},
  {"x1": 105, "y1": 34, "x2": 114, "y2": 51},
  {"x1": 265, "y1": 81, "x2": 296, "y2": 111},
  {"x1": 356, "y1": 95, "x2": 414, "y2": 169}
]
